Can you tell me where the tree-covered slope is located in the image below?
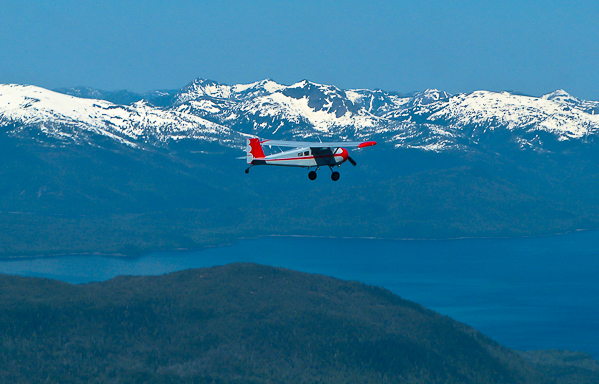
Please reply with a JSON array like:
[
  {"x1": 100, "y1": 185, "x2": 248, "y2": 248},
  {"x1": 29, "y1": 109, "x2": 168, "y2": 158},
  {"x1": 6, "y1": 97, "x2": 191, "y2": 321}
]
[{"x1": 0, "y1": 263, "x2": 581, "y2": 384}]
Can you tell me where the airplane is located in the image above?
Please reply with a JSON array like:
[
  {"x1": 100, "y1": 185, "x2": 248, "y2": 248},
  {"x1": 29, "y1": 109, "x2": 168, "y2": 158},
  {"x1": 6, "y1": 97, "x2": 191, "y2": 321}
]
[{"x1": 243, "y1": 138, "x2": 377, "y2": 181}]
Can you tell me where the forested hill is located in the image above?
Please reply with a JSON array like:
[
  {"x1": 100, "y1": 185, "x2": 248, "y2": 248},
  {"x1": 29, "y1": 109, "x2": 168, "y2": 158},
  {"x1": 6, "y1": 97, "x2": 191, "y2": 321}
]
[{"x1": 1, "y1": 263, "x2": 597, "y2": 383}]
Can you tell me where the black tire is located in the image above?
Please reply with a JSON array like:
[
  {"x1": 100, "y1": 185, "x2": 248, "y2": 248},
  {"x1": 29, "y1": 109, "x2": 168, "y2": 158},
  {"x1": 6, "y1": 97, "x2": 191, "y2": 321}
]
[
  {"x1": 308, "y1": 171, "x2": 317, "y2": 180},
  {"x1": 331, "y1": 171, "x2": 340, "y2": 181},
  {"x1": 245, "y1": 168, "x2": 250, "y2": 174}
]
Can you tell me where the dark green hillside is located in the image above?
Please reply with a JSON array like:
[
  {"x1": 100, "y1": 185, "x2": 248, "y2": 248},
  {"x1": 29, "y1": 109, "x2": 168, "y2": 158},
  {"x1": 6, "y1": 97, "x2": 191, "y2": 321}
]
[
  {"x1": 0, "y1": 263, "x2": 578, "y2": 384},
  {"x1": 519, "y1": 350, "x2": 599, "y2": 384}
]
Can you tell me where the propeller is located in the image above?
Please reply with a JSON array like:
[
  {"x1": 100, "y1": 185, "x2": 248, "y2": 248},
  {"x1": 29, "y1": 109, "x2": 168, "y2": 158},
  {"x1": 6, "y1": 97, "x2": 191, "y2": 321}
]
[{"x1": 347, "y1": 156, "x2": 357, "y2": 166}]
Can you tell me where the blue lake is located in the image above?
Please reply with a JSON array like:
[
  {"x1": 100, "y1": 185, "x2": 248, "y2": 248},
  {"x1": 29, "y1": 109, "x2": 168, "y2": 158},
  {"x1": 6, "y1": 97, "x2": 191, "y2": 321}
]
[{"x1": 1, "y1": 231, "x2": 598, "y2": 358}]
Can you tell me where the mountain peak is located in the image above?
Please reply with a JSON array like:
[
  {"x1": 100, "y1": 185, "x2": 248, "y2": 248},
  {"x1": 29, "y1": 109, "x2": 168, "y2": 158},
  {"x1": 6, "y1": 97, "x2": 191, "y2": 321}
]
[
  {"x1": 188, "y1": 77, "x2": 220, "y2": 86},
  {"x1": 176, "y1": 78, "x2": 233, "y2": 102},
  {"x1": 289, "y1": 79, "x2": 310, "y2": 88},
  {"x1": 543, "y1": 89, "x2": 573, "y2": 98},
  {"x1": 422, "y1": 88, "x2": 451, "y2": 100},
  {"x1": 542, "y1": 89, "x2": 577, "y2": 102},
  {"x1": 541, "y1": 89, "x2": 583, "y2": 106},
  {"x1": 539, "y1": 89, "x2": 599, "y2": 114},
  {"x1": 408, "y1": 88, "x2": 451, "y2": 106},
  {"x1": 288, "y1": 79, "x2": 324, "y2": 90}
]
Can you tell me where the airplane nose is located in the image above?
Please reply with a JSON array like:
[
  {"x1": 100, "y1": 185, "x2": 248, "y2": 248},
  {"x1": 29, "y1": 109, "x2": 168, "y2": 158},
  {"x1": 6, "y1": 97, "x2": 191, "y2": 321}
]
[{"x1": 340, "y1": 148, "x2": 349, "y2": 161}]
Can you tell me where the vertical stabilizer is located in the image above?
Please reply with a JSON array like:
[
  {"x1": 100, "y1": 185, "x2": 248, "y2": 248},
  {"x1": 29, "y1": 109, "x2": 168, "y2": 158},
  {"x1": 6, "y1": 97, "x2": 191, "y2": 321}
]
[{"x1": 247, "y1": 138, "x2": 265, "y2": 164}]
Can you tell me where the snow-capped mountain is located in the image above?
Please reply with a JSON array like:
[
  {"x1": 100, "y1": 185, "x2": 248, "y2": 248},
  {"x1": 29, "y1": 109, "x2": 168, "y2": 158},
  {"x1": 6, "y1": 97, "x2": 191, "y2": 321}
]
[
  {"x1": 0, "y1": 84, "x2": 243, "y2": 148},
  {"x1": 173, "y1": 78, "x2": 383, "y2": 141},
  {"x1": 171, "y1": 79, "x2": 599, "y2": 152},
  {"x1": 2, "y1": 78, "x2": 599, "y2": 153}
]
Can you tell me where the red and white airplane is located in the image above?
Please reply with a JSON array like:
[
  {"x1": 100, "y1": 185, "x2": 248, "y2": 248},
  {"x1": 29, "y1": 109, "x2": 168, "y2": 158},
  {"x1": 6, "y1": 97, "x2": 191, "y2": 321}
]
[{"x1": 243, "y1": 138, "x2": 377, "y2": 181}]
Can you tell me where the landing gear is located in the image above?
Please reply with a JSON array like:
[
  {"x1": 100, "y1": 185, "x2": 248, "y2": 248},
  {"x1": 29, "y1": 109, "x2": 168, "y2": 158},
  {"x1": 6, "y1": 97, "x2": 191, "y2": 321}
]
[
  {"x1": 308, "y1": 170, "x2": 317, "y2": 180},
  {"x1": 331, "y1": 171, "x2": 340, "y2": 181},
  {"x1": 245, "y1": 167, "x2": 250, "y2": 174}
]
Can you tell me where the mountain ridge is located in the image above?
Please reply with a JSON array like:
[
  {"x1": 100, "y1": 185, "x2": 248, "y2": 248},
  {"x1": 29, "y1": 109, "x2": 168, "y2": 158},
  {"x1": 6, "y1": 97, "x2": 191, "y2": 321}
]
[{"x1": 2, "y1": 78, "x2": 599, "y2": 153}]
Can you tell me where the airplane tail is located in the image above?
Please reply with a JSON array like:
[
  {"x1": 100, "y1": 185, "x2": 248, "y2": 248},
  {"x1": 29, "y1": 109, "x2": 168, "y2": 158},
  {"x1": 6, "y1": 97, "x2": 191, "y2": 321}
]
[{"x1": 246, "y1": 138, "x2": 265, "y2": 164}]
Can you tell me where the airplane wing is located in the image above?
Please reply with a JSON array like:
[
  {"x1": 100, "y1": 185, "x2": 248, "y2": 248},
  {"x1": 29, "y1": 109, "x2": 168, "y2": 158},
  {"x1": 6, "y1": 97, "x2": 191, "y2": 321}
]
[{"x1": 260, "y1": 139, "x2": 377, "y2": 149}]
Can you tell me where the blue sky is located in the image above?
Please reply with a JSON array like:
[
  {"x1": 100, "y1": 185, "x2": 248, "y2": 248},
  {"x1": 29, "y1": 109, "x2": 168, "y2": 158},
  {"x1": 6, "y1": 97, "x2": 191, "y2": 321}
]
[{"x1": 2, "y1": 0, "x2": 599, "y2": 99}]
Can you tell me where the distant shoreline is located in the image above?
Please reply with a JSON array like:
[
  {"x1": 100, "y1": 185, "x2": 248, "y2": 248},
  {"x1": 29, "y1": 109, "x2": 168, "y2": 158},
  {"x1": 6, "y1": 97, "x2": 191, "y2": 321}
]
[{"x1": 0, "y1": 227, "x2": 594, "y2": 261}]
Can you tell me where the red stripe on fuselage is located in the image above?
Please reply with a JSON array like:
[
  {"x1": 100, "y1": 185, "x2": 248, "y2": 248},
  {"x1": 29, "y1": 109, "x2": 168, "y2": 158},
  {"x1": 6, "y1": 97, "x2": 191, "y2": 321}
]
[{"x1": 266, "y1": 154, "x2": 343, "y2": 162}]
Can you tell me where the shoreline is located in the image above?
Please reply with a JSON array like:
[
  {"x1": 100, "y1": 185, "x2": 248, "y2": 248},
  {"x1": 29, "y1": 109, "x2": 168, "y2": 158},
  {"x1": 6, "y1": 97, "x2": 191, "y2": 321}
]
[{"x1": 0, "y1": 227, "x2": 595, "y2": 261}]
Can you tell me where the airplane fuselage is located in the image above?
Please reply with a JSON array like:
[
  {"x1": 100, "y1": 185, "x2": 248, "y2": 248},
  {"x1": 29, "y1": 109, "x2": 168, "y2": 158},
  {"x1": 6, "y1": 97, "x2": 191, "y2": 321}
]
[{"x1": 252, "y1": 146, "x2": 349, "y2": 168}]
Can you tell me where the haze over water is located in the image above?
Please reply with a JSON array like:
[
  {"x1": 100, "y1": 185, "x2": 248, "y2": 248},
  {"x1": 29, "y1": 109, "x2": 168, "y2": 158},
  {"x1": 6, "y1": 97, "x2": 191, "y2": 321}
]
[{"x1": 1, "y1": 231, "x2": 598, "y2": 358}]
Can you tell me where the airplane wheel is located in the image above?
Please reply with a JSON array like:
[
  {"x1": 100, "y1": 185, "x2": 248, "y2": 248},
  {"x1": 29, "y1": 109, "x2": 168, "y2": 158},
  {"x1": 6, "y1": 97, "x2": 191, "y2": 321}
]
[
  {"x1": 308, "y1": 171, "x2": 317, "y2": 180},
  {"x1": 245, "y1": 168, "x2": 250, "y2": 174},
  {"x1": 331, "y1": 171, "x2": 340, "y2": 181}
]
